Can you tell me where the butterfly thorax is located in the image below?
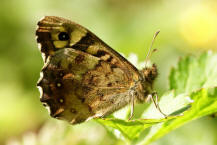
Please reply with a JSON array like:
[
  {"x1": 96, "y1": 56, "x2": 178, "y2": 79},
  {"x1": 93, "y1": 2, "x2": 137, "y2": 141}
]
[{"x1": 134, "y1": 64, "x2": 158, "y2": 102}]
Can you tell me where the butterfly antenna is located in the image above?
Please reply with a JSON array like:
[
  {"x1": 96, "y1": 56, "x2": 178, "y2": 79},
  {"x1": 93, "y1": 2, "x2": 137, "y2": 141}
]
[{"x1": 145, "y1": 30, "x2": 160, "y2": 67}]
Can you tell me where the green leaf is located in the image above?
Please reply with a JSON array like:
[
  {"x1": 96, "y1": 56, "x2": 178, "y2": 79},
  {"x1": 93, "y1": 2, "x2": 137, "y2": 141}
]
[
  {"x1": 140, "y1": 87, "x2": 217, "y2": 145},
  {"x1": 96, "y1": 116, "x2": 177, "y2": 141},
  {"x1": 96, "y1": 52, "x2": 217, "y2": 144},
  {"x1": 169, "y1": 51, "x2": 217, "y2": 94}
]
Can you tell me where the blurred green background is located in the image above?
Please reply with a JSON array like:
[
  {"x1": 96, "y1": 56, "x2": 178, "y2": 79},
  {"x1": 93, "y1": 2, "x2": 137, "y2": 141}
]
[{"x1": 1, "y1": 0, "x2": 217, "y2": 145}]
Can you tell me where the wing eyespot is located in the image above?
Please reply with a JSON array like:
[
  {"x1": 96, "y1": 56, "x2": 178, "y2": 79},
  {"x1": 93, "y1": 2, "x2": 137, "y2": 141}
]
[
  {"x1": 56, "y1": 82, "x2": 62, "y2": 88},
  {"x1": 70, "y1": 108, "x2": 77, "y2": 114},
  {"x1": 59, "y1": 72, "x2": 64, "y2": 77},
  {"x1": 59, "y1": 98, "x2": 64, "y2": 103},
  {"x1": 58, "y1": 32, "x2": 69, "y2": 41}
]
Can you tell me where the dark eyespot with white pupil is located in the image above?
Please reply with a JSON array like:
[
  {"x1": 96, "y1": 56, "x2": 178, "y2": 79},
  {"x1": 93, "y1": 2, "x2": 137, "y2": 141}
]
[{"x1": 58, "y1": 32, "x2": 69, "y2": 41}]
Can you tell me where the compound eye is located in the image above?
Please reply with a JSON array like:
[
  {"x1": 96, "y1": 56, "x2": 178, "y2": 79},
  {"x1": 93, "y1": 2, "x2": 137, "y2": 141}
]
[{"x1": 58, "y1": 32, "x2": 69, "y2": 41}]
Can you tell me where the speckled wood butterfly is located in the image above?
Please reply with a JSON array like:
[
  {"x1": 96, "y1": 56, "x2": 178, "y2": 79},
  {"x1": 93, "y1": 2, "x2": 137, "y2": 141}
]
[{"x1": 36, "y1": 16, "x2": 165, "y2": 124}]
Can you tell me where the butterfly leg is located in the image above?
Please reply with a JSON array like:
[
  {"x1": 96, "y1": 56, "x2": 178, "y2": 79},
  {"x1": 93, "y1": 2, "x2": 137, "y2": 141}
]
[
  {"x1": 128, "y1": 91, "x2": 135, "y2": 120},
  {"x1": 150, "y1": 92, "x2": 167, "y2": 118}
]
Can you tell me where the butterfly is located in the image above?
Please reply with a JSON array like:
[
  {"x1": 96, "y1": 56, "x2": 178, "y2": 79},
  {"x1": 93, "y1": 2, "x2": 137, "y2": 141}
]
[{"x1": 36, "y1": 16, "x2": 164, "y2": 124}]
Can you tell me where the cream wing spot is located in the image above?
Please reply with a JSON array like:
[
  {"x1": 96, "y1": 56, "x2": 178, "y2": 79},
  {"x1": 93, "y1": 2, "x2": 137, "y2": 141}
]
[
  {"x1": 86, "y1": 45, "x2": 100, "y2": 54},
  {"x1": 111, "y1": 58, "x2": 117, "y2": 64},
  {"x1": 101, "y1": 54, "x2": 111, "y2": 61},
  {"x1": 37, "y1": 43, "x2": 42, "y2": 49},
  {"x1": 53, "y1": 41, "x2": 68, "y2": 48},
  {"x1": 37, "y1": 86, "x2": 43, "y2": 98},
  {"x1": 69, "y1": 28, "x2": 87, "y2": 46}
]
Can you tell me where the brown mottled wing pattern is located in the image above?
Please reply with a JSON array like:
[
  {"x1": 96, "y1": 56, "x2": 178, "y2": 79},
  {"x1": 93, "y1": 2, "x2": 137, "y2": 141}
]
[{"x1": 36, "y1": 16, "x2": 144, "y2": 124}]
